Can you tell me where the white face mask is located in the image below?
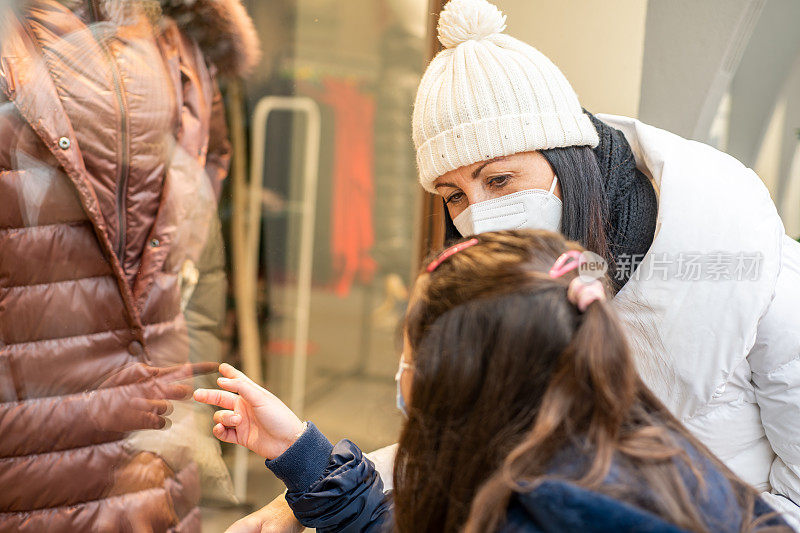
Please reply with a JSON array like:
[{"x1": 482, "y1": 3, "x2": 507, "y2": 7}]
[{"x1": 452, "y1": 176, "x2": 562, "y2": 236}]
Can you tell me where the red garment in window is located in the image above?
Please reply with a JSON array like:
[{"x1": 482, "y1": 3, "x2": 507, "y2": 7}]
[{"x1": 320, "y1": 78, "x2": 377, "y2": 296}]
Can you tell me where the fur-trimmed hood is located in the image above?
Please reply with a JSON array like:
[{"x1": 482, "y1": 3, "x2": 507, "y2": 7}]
[{"x1": 160, "y1": 0, "x2": 260, "y2": 77}]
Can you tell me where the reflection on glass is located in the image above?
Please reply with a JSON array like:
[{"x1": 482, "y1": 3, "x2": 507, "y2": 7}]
[
  {"x1": 211, "y1": 0, "x2": 430, "y2": 526},
  {"x1": 0, "y1": 0, "x2": 259, "y2": 529}
]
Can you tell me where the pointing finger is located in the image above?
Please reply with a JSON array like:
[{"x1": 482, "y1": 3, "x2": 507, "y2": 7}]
[
  {"x1": 216, "y1": 376, "x2": 241, "y2": 394},
  {"x1": 219, "y1": 363, "x2": 250, "y2": 381},
  {"x1": 194, "y1": 388, "x2": 238, "y2": 410}
]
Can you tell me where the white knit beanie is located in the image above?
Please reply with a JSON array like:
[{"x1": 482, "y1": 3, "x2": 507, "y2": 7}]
[{"x1": 413, "y1": 0, "x2": 599, "y2": 193}]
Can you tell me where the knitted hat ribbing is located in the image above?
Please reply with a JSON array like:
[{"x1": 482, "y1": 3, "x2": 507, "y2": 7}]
[{"x1": 413, "y1": 0, "x2": 599, "y2": 193}]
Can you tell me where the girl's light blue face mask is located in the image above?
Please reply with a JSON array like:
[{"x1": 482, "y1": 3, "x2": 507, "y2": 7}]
[{"x1": 394, "y1": 357, "x2": 413, "y2": 418}]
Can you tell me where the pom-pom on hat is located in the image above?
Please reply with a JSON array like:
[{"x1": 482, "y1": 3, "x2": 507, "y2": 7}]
[
  {"x1": 436, "y1": 0, "x2": 506, "y2": 48},
  {"x1": 412, "y1": 0, "x2": 599, "y2": 193}
]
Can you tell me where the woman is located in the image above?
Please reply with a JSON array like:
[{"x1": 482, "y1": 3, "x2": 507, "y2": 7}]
[
  {"x1": 196, "y1": 231, "x2": 790, "y2": 532},
  {"x1": 0, "y1": 0, "x2": 258, "y2": 530},
  {"x1": 408, "y1": 0, "x2": 800, "y2": 523}
]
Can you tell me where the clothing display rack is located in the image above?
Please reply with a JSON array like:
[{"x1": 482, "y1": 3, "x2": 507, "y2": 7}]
[{"x1": 230, "y1": 94, "x2": 321, "y2": 501}]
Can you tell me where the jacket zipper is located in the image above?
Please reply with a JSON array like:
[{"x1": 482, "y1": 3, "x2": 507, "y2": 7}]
[{"x1": 88, "y1": 0, "x2": 131, "y2": 271}]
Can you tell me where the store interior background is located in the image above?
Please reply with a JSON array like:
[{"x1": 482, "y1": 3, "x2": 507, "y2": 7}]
[
  {"x1": 1, "y1": 0, "x2": 798, "y2": 530},
  {"x1": 207, "y1": 1, "x2": 800, "y2": 529}
]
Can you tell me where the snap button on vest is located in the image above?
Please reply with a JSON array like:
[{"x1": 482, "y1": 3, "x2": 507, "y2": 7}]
[
  {"x1": 128, "y1": 341, "x2": 143, "y2": 356},
  {"x1": 58, "y1": 136, "x2": 71, "y2": 150}
]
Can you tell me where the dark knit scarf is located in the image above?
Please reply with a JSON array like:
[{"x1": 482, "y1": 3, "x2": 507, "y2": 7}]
[
  {"x1": 586, "y1": 111, "x2": 658, "y2": 286},
  {"x1": 442, "y1": 112, "x2": 658, "y2": 287}
]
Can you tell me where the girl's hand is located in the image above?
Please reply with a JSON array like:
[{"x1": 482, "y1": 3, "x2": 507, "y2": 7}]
[{"x1": 193, "y1": 363, "x2": 305, "y2": 460}]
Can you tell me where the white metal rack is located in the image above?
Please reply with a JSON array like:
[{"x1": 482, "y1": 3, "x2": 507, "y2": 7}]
[{"x1": 232, "y1": 95, "x2": 321, "y2": 501}]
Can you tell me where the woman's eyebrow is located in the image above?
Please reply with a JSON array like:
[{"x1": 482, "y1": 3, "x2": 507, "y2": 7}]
[
  {"x1": 471, "y1": 156, "x2": 509, "y2": 179},
  {"x1": 434, "y1": 155, "x2": 511, "y2": 189}
]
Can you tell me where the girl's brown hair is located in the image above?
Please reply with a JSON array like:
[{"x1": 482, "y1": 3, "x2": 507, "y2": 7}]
[{"x1": 392, "y1": 230, "x2": 784, "y2": 533}]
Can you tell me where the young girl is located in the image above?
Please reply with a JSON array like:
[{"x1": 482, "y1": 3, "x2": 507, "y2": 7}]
[{"x1": 195, "y1": 230, "x2": 789, "y2": 532}]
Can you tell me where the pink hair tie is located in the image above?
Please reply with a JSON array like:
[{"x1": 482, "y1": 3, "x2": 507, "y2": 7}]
[
  {"x1": 426, "y1": 238, "x2": 479, "y2": 273},
  {"x1": 550, "y1": 251, "x2": 606, "y2": 312},
  {"x1": 549, "y1": 250, "x2": 583, "y2": 278},
  {"x1": 567, "y1": 278, "x2": 606, "y2": 311}
]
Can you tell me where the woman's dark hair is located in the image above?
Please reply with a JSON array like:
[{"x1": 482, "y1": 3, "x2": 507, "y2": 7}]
[
  {"x1": 443, "y1": 146, "x2": 618, "y2": 286},
  {"x1": 392, "y1": 230, "x2": 783, "y2": 533},
  {"x1": 541, "y1": 146, "x2": 612, "y2": 271}
]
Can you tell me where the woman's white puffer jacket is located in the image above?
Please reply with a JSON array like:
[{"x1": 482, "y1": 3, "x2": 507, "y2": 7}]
[{"x1": 602, "y1": 114, "x2": 800, "y2": 528}]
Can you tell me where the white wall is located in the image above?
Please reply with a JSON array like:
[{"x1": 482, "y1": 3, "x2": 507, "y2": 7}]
[{"x1": 493, "y1": 0, "x2": 648, "y2": 118}]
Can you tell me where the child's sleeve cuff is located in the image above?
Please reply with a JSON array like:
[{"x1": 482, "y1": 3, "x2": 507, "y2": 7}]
[{"x1": 264, "y1": 421, "x2": 334, "y2": 493}]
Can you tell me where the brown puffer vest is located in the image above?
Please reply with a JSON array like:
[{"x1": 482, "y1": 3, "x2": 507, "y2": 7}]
[{"x1": 0, "y1": 1, "x2": 258, "y2": 531}]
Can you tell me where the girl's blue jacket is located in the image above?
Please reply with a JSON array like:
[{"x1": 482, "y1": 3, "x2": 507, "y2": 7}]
[{"x1": 265, "y1": 422, "x2": 787, "y2": 532}]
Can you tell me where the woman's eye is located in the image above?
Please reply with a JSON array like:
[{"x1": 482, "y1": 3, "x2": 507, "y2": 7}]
[
  {"x1": 445, "y1": 192, "x2": 465, "y2": 205},
  {"x1": 488, "y1": 175, "x2": 511, "y2": 188}
]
